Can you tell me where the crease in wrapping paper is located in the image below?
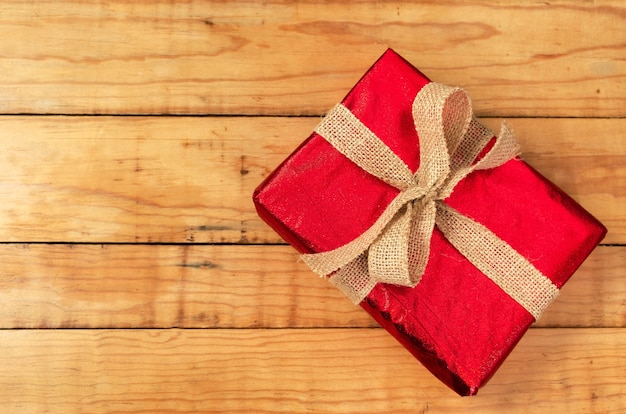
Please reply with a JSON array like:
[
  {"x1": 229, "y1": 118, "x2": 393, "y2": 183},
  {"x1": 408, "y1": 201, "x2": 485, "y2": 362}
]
[{"x1": 253, "y1": 49, "x2": 607, "y2": 395}]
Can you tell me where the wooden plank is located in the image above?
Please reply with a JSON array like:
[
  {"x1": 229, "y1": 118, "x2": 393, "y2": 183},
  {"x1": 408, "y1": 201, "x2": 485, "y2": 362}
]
[
  {"x1": 0, "y1": 116, "x2": 623, "y2": 243},
  {"x1": 0, "y1": 1, "x2": 624, "y2": 116},
  {"x1": 0, "y1": 328, "x2": 623, "y2": 412},
  {"x1": 0, "y1": 244, "x2": 621, "y2": 329}
]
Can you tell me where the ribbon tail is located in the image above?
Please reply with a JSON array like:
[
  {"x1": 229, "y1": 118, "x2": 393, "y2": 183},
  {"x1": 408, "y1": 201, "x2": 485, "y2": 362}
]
[
  {"x1": 329, "y1": 254, "x2": 374, "y2": 304},
  {"x1": 406, "y1": 200, "x2": 437, "y2": 284},
  {"x1": 369, "y1": 203, "x2": 416, "y2": 287},
  {"x1": 302, "y1": 186, "x2": 428, "y2": 277},
  {"x1": 435, "y1": 202, "x2": 559, "y2": 320},
  {"x1": 301, "y1": 228, "x2": 376, "y2": 277},
  {"x1": 336, "y1": 200, "x2": 436, "y2": 304}
]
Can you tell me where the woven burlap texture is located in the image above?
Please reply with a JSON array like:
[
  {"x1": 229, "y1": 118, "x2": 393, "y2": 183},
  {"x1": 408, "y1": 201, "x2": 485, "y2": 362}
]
[{"x1": 301, "y1": 82, "x2": 559, "y2": 320}]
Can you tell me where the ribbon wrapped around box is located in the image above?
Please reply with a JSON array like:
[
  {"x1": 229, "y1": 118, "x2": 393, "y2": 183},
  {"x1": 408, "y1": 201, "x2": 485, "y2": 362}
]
[{"x1": 253, "y1": 49, "x2": 606, "y2": 395}]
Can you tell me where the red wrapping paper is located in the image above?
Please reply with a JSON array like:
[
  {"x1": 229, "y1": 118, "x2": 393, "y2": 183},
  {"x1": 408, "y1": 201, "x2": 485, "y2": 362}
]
[{"x1": 253, "y1": 49, "x2": 607, "y2": 395}]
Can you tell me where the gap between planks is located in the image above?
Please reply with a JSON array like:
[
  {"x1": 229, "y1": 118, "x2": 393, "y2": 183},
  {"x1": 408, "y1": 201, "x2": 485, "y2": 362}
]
[
  {"x1": 0, "y1": 1, "x2": 624, "y2": 116},
  {"x1": 0, "y1": 116, "x2": 623, "y2": 244},
  {"x1": 0, "y1": 328, "x2": 623, "y2": 413},
  {"x1": 0, "y1": 244, "x2": 622, "y2": 330}
]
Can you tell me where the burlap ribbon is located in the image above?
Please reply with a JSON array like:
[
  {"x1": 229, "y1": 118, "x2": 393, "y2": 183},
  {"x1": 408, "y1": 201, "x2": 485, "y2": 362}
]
[{"x1": 301, "y1": 82, "x2": 559, "y2": 320}]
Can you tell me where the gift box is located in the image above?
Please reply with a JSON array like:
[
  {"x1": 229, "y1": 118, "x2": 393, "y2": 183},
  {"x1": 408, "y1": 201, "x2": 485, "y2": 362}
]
[{"x1": 253, "y1": 49, "x2": 606, "y2": 396}]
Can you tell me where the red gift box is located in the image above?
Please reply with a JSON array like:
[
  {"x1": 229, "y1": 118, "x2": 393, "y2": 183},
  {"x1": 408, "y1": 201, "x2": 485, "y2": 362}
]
[{"x1": 253, "y1": 49, "x2": 606, "y2": 395}]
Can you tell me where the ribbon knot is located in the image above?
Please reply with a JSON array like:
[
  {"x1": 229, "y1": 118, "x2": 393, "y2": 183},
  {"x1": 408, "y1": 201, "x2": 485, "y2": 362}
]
[
  {"x1": 301, "y1": 82, "x2": 560, "y2": 320},
  {"x1": 417, "y1": 184, "x2": 445, "y2": 205}
]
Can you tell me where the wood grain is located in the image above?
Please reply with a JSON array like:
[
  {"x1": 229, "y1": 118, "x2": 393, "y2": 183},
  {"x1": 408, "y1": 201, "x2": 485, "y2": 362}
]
[
  {"x1": 0, "y1": 244, "x2": 622, "y2": 329},
  {"x1": 0, "y1": 1, "x2": 623, "y2": 116},
  {"x1": 0, "y1": 328, "x2": 623, "y2": 413},
  {"x1": 1, "y1": 1, "x2": 624, "y2": 411},
  {"x1": 0, "y1": 116, "x2": 623, "y2": 244}
]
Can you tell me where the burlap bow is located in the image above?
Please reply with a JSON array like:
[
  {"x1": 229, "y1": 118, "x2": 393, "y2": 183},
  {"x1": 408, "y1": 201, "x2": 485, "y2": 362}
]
[{"x1": 301, "y1": 82, "x2": 559, "y2": 320}]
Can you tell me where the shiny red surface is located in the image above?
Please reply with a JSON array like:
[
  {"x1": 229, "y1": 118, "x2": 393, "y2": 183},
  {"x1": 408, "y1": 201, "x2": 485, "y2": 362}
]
[{"x1": 253, "y1": 49, "x2": 606, "y2": 395}]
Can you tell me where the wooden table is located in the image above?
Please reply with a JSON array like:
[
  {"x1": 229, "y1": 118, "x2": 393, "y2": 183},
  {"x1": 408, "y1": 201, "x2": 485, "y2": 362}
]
[{"x1": 0, "y1": 1, "x2": 624, "y2": 412}]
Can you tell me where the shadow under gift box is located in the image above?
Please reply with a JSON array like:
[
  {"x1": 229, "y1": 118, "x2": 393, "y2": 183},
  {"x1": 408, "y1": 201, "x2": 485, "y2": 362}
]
[{"x1": 253, "y1": 49, "x2": 606, "y2": 396}]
